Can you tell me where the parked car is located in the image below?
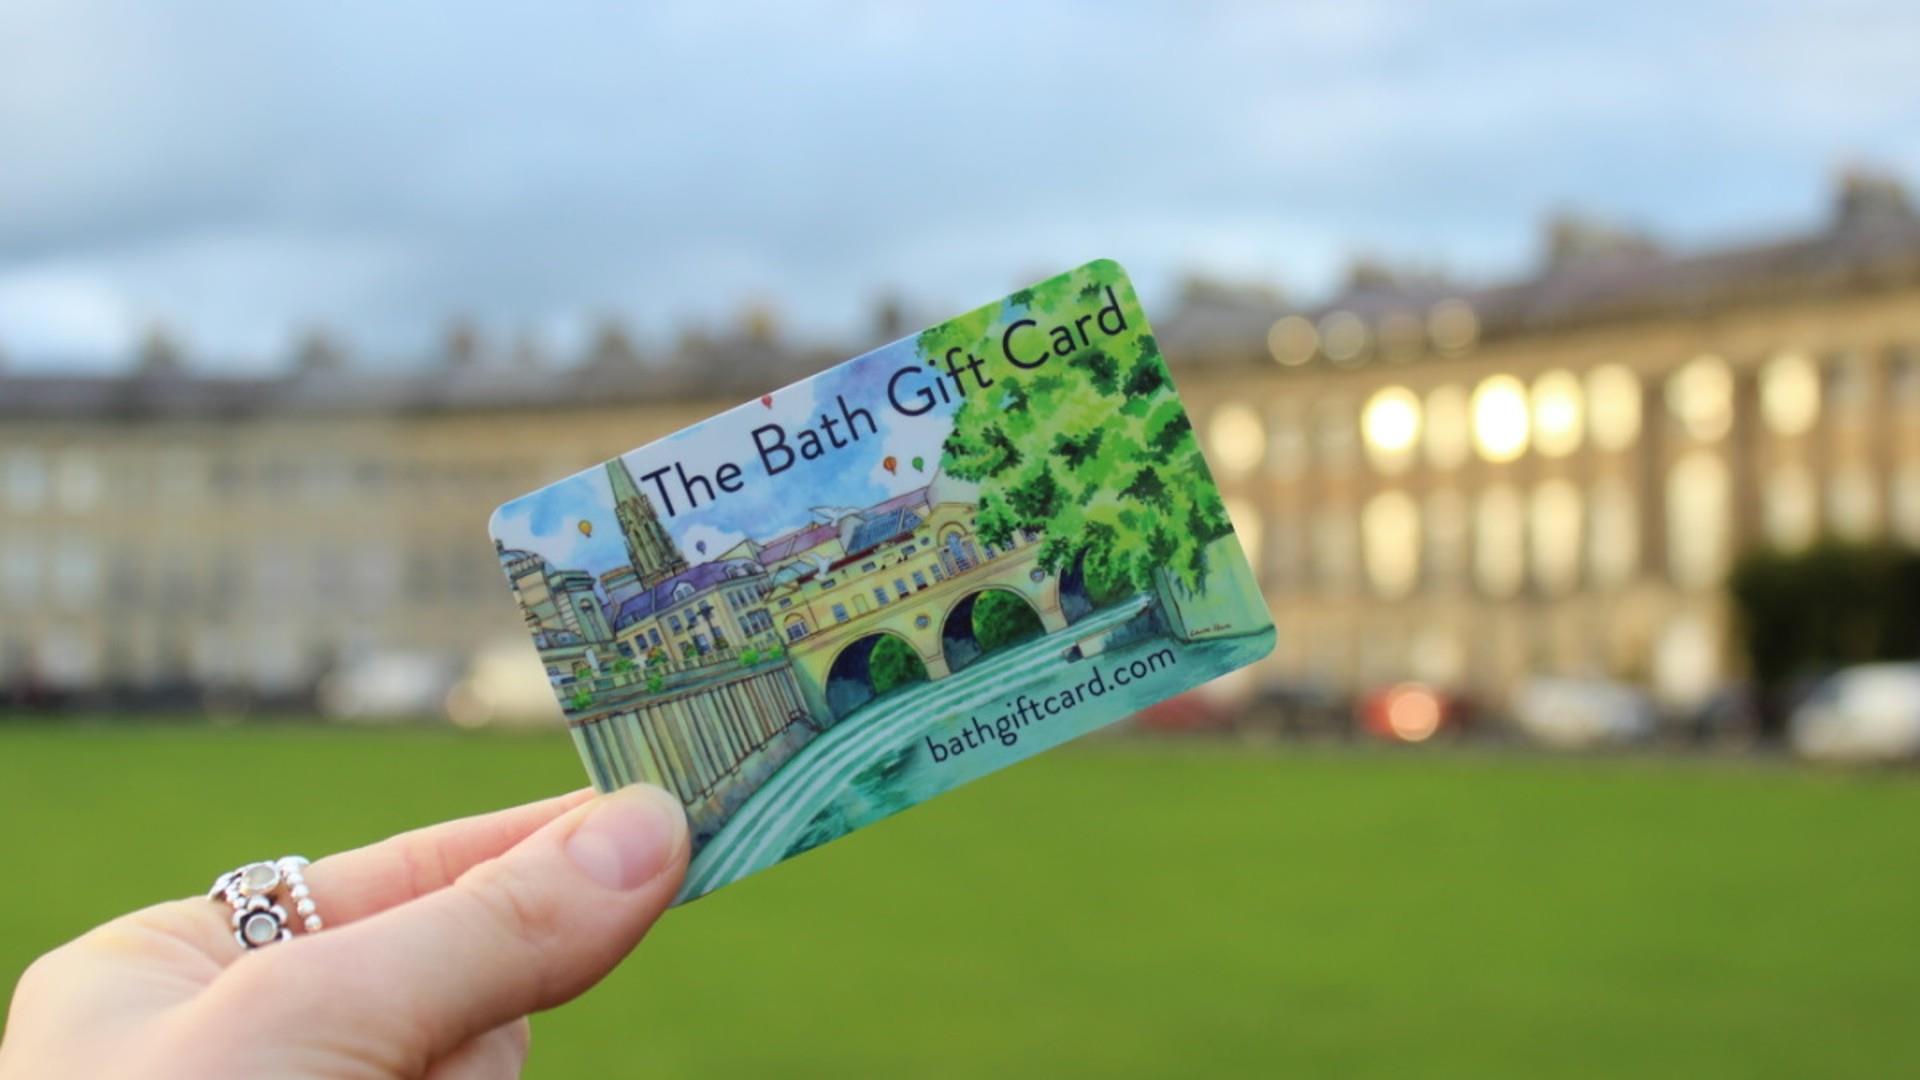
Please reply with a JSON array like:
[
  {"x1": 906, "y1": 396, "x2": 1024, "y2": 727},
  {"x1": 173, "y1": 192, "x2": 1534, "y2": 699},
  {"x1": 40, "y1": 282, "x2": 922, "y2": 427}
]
[
  {"x1": 1790, "y1": 663, "x2": 1920, "y2": 762},
  {"x1": 1510, "y1": 677, "x2": 1656, "y2": 749}
]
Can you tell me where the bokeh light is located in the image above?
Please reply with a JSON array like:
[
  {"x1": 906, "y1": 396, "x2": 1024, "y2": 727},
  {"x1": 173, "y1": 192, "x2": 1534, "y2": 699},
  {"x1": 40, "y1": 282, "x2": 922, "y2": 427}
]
[
  {"x1": 1530, "y1": 370, "x2": 1585, "y2": 457},
  {"x1": 1361, "y1": 386, "x2": 1422, "y2": 473},
  {"x1": 1471, "y1": 375, "x2": 1530, "y2": 463}
]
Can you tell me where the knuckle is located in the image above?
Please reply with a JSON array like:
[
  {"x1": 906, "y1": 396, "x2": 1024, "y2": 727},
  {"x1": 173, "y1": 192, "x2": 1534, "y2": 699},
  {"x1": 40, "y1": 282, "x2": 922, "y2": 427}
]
[{"x1": 469, "y1": 861, "x2": 562, "y2": 954}]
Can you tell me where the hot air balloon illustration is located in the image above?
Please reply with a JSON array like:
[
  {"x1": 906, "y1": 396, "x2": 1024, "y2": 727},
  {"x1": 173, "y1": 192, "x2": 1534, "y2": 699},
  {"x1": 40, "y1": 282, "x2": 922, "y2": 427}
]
[
  {"x1": 882, "y1": 455, "x2": 897, "y2": 475},
  {"x1": 695, "y1": 539, "x2": 708, "y2": 555},
  {"x1": 577, "y1": 520, "x2": 593, "y2": 538},
  {"x1": 910, "y1": 455, "x2": 925, "y2": 473}
]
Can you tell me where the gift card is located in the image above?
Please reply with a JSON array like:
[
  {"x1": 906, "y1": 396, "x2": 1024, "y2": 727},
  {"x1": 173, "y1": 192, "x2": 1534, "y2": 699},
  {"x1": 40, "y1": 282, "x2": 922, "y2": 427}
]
[{"x1": 490, "y1": 260, "x2": 1275, "y2": 901}]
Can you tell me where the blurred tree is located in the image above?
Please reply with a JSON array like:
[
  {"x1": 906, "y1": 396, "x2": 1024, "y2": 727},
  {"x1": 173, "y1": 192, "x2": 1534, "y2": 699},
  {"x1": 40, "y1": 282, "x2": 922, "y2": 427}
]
[
  {"x1": 443, "y1": 317, "x2": 483, "y2": 368},
  {"x1": 585, "y1": 319, "x2": 641, "y2": 369},
  {"x1": 971, "y1": 590, "x2": 1043, "y2": 653},
  {"x1": 1729, "y1": 542, "x2": 1920, "y2": 734}
]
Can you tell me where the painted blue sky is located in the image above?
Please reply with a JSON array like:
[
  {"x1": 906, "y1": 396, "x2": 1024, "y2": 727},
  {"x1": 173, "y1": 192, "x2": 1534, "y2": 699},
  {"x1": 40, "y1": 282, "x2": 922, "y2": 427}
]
[
  {"x1": 2, "y1": 1, "x2": 1916, "y2": 370},
  {"x1": 491, "y1": 331, "x2": 960, "y2": 579}
]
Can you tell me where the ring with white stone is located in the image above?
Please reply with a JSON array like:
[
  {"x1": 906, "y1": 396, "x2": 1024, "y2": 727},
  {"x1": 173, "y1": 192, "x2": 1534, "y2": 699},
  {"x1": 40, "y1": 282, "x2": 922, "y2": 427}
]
[{"x1": 209, "y1": 856, "x2": 324, "y2": 950}]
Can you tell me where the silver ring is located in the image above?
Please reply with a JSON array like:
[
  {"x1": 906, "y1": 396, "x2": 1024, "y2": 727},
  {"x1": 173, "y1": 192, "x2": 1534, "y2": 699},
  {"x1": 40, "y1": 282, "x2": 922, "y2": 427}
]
[{"x1": 210, "y1": 856, "x2": 323, "y2": 949}]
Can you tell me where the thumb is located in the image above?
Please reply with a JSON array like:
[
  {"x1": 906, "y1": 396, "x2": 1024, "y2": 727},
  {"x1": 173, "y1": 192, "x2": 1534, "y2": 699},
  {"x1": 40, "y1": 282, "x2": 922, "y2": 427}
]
[{"x1": 221, "y1": 784, "x2": 687, "y2": 1069}]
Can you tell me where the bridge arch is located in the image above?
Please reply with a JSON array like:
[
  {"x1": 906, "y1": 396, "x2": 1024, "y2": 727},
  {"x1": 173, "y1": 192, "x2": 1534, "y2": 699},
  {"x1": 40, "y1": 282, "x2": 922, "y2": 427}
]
[
  {"x1": 939, "y1": 586, "x2": 1046, "y2": 675},
  {"x1": 823, "y1": 629, "x2": 930, "y2": 720},
  {"x1": 1058, "y1": 550, "x2": 1132, "y2": 625}
]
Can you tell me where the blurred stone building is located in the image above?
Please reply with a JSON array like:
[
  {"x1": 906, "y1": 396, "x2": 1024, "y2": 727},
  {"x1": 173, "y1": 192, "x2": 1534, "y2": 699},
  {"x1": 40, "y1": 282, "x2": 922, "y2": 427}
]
[
  {"x1": 2, "y1": 172, "x2": 1917, "y2": 715},
  {"x1": 1161, "y1": 170, "x2": 1920, "y2": 708}
]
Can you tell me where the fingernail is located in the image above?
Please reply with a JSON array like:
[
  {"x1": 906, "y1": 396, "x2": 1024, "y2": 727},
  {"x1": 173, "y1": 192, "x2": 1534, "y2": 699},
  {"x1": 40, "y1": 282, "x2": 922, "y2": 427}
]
[{"x1": 564, "y1": 785, "x2": 685, "y2": 890}]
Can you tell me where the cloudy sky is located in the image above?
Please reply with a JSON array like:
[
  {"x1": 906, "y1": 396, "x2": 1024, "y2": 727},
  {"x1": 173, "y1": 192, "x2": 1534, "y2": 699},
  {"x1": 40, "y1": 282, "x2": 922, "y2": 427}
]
[{"x1": 2, "y1": 0, "x2": 1915, "y2": 371}]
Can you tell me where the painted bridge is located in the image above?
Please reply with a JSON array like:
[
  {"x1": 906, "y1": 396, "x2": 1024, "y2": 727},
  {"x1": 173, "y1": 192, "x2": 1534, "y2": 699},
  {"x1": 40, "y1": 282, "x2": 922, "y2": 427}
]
[{"x1": 785, "y1": 539, "x2": 1072, "y2": 719}]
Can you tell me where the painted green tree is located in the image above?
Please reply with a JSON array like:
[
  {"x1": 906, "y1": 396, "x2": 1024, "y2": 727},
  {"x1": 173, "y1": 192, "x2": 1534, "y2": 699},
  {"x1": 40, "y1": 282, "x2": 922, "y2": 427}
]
[
  {"x1": 868, "y1": 636, "x2": 929, "y2": 695},
  {"x1": 927, "y1": 261, "x2": 1231, "y2": 594},
  {"x1": 972, "y1": 590, "x2": 1044, "y2": 652}
]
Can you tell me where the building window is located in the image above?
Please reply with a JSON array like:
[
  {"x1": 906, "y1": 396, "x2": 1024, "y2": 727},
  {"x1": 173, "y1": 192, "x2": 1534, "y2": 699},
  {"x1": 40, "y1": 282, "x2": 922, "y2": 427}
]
[
  {"x1": 1588, "y1": 479, "x2": 1639, "y2": 588},
  {"x1": 873, "y1": 587, "x2": 889, "y2": 606},
  {"x1": 1471, "y1": 376, "x2": 1530, "y2": 463},
  {"x1": 1529, "y1": 371, "x2": 1584, "y2": 458},
  {"x1": 1586, "y1": 364, "x2": 1642, "y2": 451},
  {"x1": 1361, "y1": 491, "x2": 1419, "y2": 598},
  {"x1": 1666, "y1": 355, "x2": 1734, "y2": 442},
  {"x1": 930, "y1": 563, "x2": 945, "y2": 582},
  {"x1": 861, "y1": 561, "x2": 877, "y2": 572},
  {"x1": 1529, "y1": 479, "x2": 1583, "y2": 595},
  {"x1": 1361, "y1": 387, "x2": 1421, "y2": 475},
  {"x1": 912, "y1": 571, "x2": 928, "y2": 589},
  {"x1": 667, "y1": 614, "x2": 682, "y2": 632},
  {"x1": 1474, "y1": 485, "x2": 1525, "y2": 598},
  {"x1": 1207, "y1": 403, "x2": 1265, "y2": 475},
  {"x1": 3, "y1": 451, "x2": 47, "y2": 511},
  {"x1": 786, "y1": 620, "x2": 809, "y2": 642},
  {"x1": 1666, "y1": 451, "x2": 1731, "y2": 589},
  {"x1": 832, "y1": 603, "x2": 849, "y2": 623},
  {"x1": 648, "y1": 628, "x2": 662, "y2": 647},
  {"x1": 902, "y1": 544, "x2": 917, "y2": 556},
  {"x1": 693, "y1": 633, "x2": 709, "y2": 653},
  {"x1": 778, "y1": 597, "x2": 792, "y2": 609},
  {"x1": 1761, "y1": 352, "x2": 1821, "y2": 437},
  {"x1": 894, "y1": 578, "x2": 909, "y2": 598}
]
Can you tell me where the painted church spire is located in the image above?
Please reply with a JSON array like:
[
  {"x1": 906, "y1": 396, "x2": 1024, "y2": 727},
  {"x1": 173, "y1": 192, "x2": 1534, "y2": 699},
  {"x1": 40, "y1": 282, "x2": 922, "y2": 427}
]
[{"x1": 606, "y1": 456, "x2": 687, "y2": 587}]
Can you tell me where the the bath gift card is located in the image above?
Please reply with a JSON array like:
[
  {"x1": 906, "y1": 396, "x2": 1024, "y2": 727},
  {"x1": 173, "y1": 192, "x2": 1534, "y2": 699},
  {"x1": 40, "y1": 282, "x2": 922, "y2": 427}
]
[{"x1": 490, "y1": 260, "x2": 1275, "y2": 901}]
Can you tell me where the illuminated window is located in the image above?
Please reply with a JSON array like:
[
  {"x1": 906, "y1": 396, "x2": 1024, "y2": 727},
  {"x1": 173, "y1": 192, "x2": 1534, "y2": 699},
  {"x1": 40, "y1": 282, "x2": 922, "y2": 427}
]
[
  {"x1": 1588, "y1": 479, "x2": 1638, "y2": 588},
  {"x1": 1586, "y1": 364, "x2": 1642, "y2": 451},
  {"x1": 1361, "y1": 490, "x2": 1420, "y2": 598},
  {"x1": 1222, "y1": 497, "x2": 1262, "y2": 570},
  {"x1": 1473, "y1": 484, "x2": 1525, "y2": 597},
  {"x1": 1529, "y1": 371, "x2": 1584, "y2": 457},
  {"x1": 1207, "y1": 404, "x2": 1265, "y2": 474},
  {"x1": 1319, "y1": 311, "x2": 1368, "y2": 365},
  {"x1": 1666, "y1": 355, "x2": 1733, "y2": 442},
  {"x1": 1666, "y1": 451, "x2": 1730, "y2": 589},
  {"x1": 1827, "y1": 464, "x2": 1878, "y2": 540},
  {"x1": 1760, "y1": 352, "x2": 1820, "y2": 437},
  {"x1": 1471, "y1": 375, "x2": 1530, "y2": 463},
  {"x1": 1529, "y1": 479, "x2": 1583, "y2": 595},
  {"x1": 1764, "y1": 463, "x2": 1818, "y2": 551},
  {"x1": 1361, "y1": 386, "x2": 1421, "y2": 474},
  {"x1": 1424, "y1": 385, "x2": 1470, "y2": 469},
  {"x1": 1267, "y1": 315, "x2": 1317, "y2": 367}
]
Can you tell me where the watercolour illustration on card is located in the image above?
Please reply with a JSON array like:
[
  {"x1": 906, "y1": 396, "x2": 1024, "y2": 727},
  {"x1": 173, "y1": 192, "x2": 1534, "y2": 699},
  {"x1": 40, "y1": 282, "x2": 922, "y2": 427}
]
[{"x1": 490, "y1": 260, "x2": 1274, "y2": 901}]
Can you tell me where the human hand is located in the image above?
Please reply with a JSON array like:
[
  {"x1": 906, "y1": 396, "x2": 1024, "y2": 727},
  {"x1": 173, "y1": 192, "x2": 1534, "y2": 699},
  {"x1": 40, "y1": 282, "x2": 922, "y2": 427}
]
[{"x1": 0, "y1": 785, "x2": 687, "y2": 1079}]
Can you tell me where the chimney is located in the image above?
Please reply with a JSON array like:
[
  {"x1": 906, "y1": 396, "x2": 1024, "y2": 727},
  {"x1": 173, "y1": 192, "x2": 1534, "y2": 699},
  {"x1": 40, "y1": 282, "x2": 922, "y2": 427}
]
[
  {"x1": 1542, "y1": 212, "x2": 1660, "y2": 268},
  {"x1": 136, "y1": 324, "x2": 185, "y2": 375},
  {"x1": 1832, "y1": 166, "x2": 1914, "y2": 231}
]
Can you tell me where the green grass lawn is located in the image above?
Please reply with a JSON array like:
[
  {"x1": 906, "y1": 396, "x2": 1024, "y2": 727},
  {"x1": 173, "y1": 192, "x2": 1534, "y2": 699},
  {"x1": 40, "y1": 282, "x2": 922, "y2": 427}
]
[{"x1": 2, "y1": 723, "x2": 1917, "y2": 1077}]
